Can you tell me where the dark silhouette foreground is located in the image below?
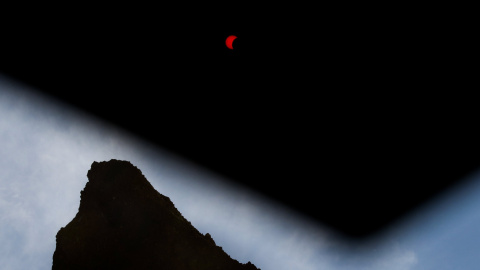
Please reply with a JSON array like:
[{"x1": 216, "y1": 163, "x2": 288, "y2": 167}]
[{"x1": 52, "y1": 159, "x2": 260, "y2": 270}]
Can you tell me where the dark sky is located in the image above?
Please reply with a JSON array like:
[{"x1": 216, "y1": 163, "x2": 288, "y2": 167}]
[{"x1": 1, "y1": 3, "x2": 477, "y2": 239}]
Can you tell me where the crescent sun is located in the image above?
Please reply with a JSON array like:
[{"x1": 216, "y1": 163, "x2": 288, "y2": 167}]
[{"x1": 226, "y1": 35, "x2": 237, "y2": 50}]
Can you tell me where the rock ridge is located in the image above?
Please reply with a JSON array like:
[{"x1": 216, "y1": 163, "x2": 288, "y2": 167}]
[{"x1": 52, "y1": 159, "x2": 260, "y2": 270}]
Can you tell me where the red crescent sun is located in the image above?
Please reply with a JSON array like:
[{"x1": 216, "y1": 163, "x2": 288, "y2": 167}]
[{"x1": 225, "y1": 35, "x2": 237, "y2": 50}]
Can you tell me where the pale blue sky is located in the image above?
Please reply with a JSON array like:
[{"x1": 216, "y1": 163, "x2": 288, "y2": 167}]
[{"x1": 1, "y1": 73, "x2": 479, "y2": 269}]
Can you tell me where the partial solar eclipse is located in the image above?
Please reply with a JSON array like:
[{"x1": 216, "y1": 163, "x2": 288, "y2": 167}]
[{"x1": 225, "y1": 35, "x2": 237, "y2": 50}]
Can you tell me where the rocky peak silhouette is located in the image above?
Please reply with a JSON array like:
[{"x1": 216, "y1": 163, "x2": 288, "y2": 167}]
[{"x1": 52, "y1": 159, "x2": 260, "y2": 270}]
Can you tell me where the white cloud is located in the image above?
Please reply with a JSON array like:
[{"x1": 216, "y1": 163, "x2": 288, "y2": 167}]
[
  {"x1": 324, "y1": 238, "x2": 418, "y2": 270},
  {"x1": 370, "y1": 242, "x2": 417, "y2": 270}
]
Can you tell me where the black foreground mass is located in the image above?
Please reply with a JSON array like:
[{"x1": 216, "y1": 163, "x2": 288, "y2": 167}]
[{"x1": 52, "y1": 159, "x2": 260, "y2": 270}]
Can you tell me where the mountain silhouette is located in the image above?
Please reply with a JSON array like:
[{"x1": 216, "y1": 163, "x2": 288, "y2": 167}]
[{"x1": 52, "y1": 159, "x2": 260, "y2": 270}]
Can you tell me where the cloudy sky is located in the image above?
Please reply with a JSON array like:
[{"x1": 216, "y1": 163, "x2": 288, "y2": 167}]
[{"x1": 1, "y1": 73, "x2": 480, "y2": 270}]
